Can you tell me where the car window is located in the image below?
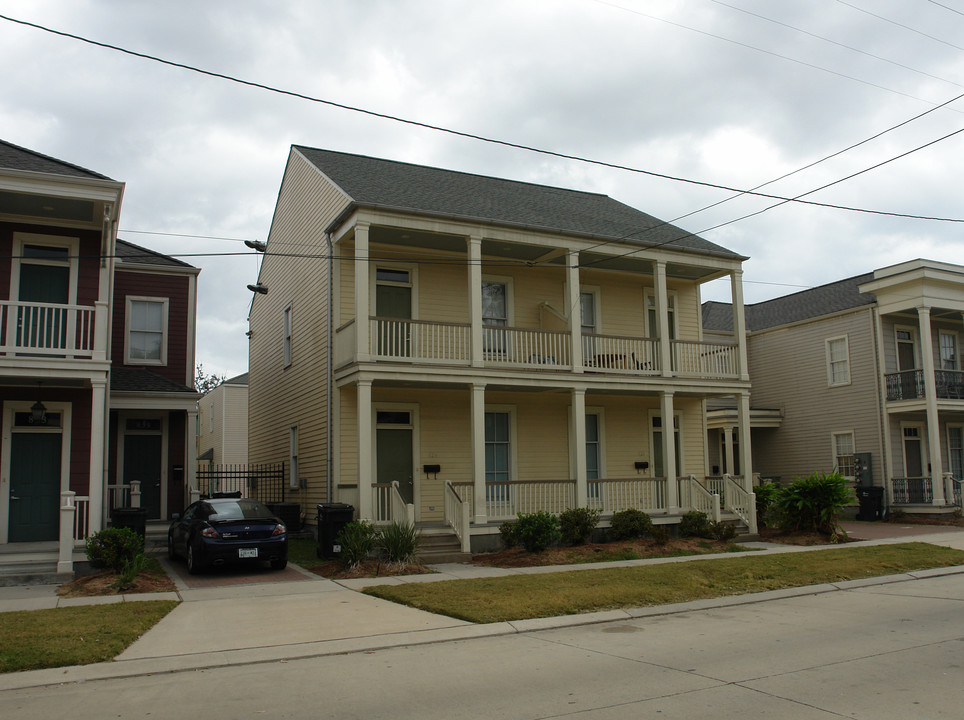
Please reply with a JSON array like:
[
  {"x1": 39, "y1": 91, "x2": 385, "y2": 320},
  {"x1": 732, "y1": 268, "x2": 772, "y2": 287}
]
[
  {"x1": 182, "y1": 505, "x2": 198, "y2": 522},
  {"x1": 208, "y1": 500, "x2": 270, "y2": 520}
]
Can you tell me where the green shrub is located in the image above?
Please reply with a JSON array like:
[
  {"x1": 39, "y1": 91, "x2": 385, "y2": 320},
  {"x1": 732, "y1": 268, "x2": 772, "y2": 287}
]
[
  {"x1": 499, "y1": 520, "x2": 519, "y2": 549},
  {"x1": 378, "y1": 521, "x2": 421, "y2": 564},
  {"x1": 708, "y1": 521, "x2": 737, "y2": 542},
  {"x1": 112, "y1": 553, "x2": 149, "y2": 591},
  {"x1": 774, "y1": 471, "x2": 854, "y2": 538},
  {"x1": 609, "y1": 508, "x2": 653, "y2": 540},
  {"x1": 559, "y1": 507, "x2": 600, "y2": 546},
  {"x1": 515, "y1": 512, "x2": 561, "y2": 553},
  {"x1": 650, "y1": 526, "x2": 670, "y2": 545},
  {"x1": 336, "y1": 520, "x2": 377, "y2": 568},
  {"x1": 754, "y1": 481, "x2": 781, "y2": 528},
  {"x1": 85, "y1": 527, "x2": 143, "y2": 573},
  {"x1": 679, "y1": 511, "x2": 712, "y2": 539}
]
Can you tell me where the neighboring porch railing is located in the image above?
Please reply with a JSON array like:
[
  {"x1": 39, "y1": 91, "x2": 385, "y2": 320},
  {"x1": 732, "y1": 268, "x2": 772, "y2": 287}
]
[
  {"x1": 479, "y1": 479, "x2": 576, "y2": 520},
  {"x1": 444, "y1": 481, "x2": 472, "y2": 552},
  {"x1": 671, "y1": 340, "x2": 739, "y2": 378},
  {"x1": 73, "y1": 495, "x2": 91, "y2": 541},
  {"x1": 107, "y1": 483, "x2": 131, "y2": 510},
  {"x1": 483, "y1": 325, "x2": 572, "y2": 369},
  {"x1": 680, "y1": 475, "x2": 721, "y2": 521},
  {"x1": 586, "y1": 477, "x2": 668, "y2": 513},
  {"x1": 372, "y1": 481, "x2": 414, "y2": 525},
  {"x1": 885, "y1": 369, "x2": 964, "y2": 401},
  {"x1": 0, "y1": 301, "x2": 98, "y2": 358},
  {"x1": 723, "y1": 474, "x2": 756, "y2": 532},
  {"x1": 582, "y1": 335, "x2": 660, "y2": 374},
  {"x1": 890, "y1": 476, "x2": 933, "y2": 504}
]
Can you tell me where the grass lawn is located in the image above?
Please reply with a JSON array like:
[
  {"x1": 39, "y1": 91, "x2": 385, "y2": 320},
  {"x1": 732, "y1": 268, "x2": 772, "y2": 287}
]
[
  {"x1": 364, "y1": 542, "x2": 964, "y2": 623},
  {"x1": 288, "y1": 537, "x2": 321, "y2": 568},
  {"x1": 0, "y1": 600, "x2": 178, "y2": 674}
]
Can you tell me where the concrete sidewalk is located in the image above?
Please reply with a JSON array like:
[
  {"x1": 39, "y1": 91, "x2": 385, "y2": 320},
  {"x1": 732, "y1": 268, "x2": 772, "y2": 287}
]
[{"x1": 3, "y1": 522, "x2": 964, "y2": 692}]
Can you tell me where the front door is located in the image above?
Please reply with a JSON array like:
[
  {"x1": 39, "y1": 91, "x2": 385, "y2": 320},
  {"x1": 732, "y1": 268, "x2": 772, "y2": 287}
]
[
  {"x1": 9, "y1": 432, "x2": 62, "y2": 542},
  {"x1": 124, "y1": 434, "x2": 162, "y2": 519},
  {"x1": 376, "y1": 426, "x2": 414, "y2": 505}
]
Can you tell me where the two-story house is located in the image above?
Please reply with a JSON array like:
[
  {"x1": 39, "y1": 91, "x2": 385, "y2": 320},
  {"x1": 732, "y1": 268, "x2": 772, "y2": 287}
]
[
  {"x1": 703, "y1": 259, "x2": 964, "y2": 514},
  {"x1": 197, "y1": 372, "x2": 249, "y2": 466},
  {"x1": 0, "y1": 139, "x2": 199, "y2": 578},
  {"x1": 248, "y1": 147, "x2": 756, "y2": 552}
]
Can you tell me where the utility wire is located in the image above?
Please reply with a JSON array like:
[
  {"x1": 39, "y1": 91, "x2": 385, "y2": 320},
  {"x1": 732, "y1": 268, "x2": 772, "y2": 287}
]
[
  {"x1": 837, "y1": 0, "x2": 964, "y2": 52},
  {"x1": 926, "y1": 0, "x2": 964, "y2": 18},
  {"x1": 2, "y1": 12, "x2": 963, "y2": 224}
]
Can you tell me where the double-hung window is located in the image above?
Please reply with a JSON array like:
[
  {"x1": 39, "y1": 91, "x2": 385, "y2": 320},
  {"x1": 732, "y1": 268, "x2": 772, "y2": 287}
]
[
  {"x1": 826, "y1": 336, "x2": 850, "y2": 387},
  {"x1": 126, "y1": 297, "x2": 167, "y2": 365},
  {"x1": 833, "y1": 432, "x2": 855, "y2": 477}
]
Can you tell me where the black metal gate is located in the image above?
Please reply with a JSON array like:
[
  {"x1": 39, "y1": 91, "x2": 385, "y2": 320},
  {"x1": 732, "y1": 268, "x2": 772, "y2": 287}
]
[{"x1": 196, "y1": 462, "x2": 287, "y2": 503}]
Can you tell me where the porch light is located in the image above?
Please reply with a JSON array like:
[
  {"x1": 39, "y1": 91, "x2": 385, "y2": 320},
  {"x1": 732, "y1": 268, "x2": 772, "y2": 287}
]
[{"x1": 30, "y1": 398, "x2": 47, "y2": 425}]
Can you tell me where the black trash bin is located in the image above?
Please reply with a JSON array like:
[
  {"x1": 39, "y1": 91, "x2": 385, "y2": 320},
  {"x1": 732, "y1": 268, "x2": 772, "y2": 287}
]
[
  {"x1": 317, "y1": 503, "x2": 355, "y2": 559},
  {"x1": 110, "y1": 506, "x2": 148, "y2": 545},
  {"x1": 856, "y1": 486, "x2": 884, "y2": 521}
]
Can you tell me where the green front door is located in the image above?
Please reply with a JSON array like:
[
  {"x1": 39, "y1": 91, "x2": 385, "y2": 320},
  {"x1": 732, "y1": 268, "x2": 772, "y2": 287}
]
[
  {"x1": 9, "y1": 432, "x2": 62, "y2": 542},
  {"x1": 377, "y1": 428, "x2": 414, "y2": 505},
  {"x1": 124, "y1": 435, "x2": 162, "y2": 519}
]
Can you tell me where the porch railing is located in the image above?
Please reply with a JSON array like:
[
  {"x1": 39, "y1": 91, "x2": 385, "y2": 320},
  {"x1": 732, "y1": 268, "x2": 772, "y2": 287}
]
[
  {"x1": 891, "y1": 476, "x2": 933, "y2": 504},
  {"x1": 371, "y1": 317, "x2": 470, "y2": 363},
  {"x1": 885, "y1": 369, "x2": 964, "y2": 401},
  {"x1": 444, "y1": 481, "x2": 472, "y2": 552},
  {"x1": 680, "y1": 475, "x2": 721, "y2": 521},
  {"x1": 582, "y1": 335, "x2": 660, "y2": 374},
  {"x1": 73, "y1": 495, "x2": 91, "y2": 541},
  {"x1": 481, "y1": 479, "x2": 575, "y2": 520},
  {"x1": 587, "y1": 477, "x2": 667, "y2": 513},
  {"x1": 372, "y1": 481, "x2": 414, "y2": 525},
  {"x1": 483, "y1": 326, "x2": 572, "y2": 369},
  {"x1": 107, "y1": 483, "x2": 130, "y2": 510},
  {"x1": 723, "y1": 474, "x2": 756, "y2": 532},
  {"x1": 0, "y1": 301, "x2": 98, "y2": 358},
  {"x1": 672, "y1": 340, "x2": 739, "y2": 378}
]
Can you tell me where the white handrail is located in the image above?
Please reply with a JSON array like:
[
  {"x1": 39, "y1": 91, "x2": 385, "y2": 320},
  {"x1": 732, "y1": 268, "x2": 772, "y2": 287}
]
[
  {"x1": 723, "y1": 474, "x2": 757, "y2": 533},
  {"x1": 685, "y1": 475, "x2": 721, "y2": 521},
  {"x1": 444, "y1": 481, "x2": 471, "y2": 553}
]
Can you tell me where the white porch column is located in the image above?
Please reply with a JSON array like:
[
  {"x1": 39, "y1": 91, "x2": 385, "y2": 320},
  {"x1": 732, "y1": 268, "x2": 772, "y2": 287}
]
[
  {"x1": 354, "y1": 222, "x2": 371, "y2": 362},
  {"x1": 655, "y1": 261, "x2": 672, "y2": 376},
  {"x1": 660, "y1": 391, "x2": 679, "y2": 513},
  {"x1": 58, "y1": 491, "x2": 76, "y2": 574},
  {"x1": 730, "y1": 270, "x2": 750, "y2": 381},
  {"x1": 918, "y1": 307, "x2": 946, "y2": 504},
  {"x1": 89, "y1": 378, "x2": 106, "y2": 532},
  {"x1": 129, "y1": 481, "x2": 142, "y2": 508},
  {"x1": 356, "y1": 380, "x2": 373, "y2": 519},
  {"x1": 565, "y1": 250, "x2": 583, "y2": 373},
  {"x1": 468, "y1": 236, "x2": 484, "y2": 367},
  {"x1": 722, "y1": 423, "x2": 735, "y2": 476},
  {"x1": 470, "y1": 383, "x2": 487, "y2": 524},
  {"x1": 737, "y1": 392, "x2": 753, "y2": 492},
  {"x1": 572, "y1": 389, "x2": 587, "y2": 508}
]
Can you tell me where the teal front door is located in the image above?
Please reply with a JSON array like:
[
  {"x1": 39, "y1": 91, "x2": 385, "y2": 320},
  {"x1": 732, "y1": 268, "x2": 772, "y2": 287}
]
[
  {"x1": 124, "y1": 435, "x2": 162, "y2": 519},
  {"x1": 9, "y1": 432, "x2": 62, "y2": 542}
]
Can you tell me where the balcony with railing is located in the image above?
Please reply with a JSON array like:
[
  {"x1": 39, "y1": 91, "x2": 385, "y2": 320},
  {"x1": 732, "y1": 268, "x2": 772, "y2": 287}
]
[
  {"x1": 349, "y1": 317, "x2": 741, "y2": 382},
  {"x1": 0, "y1": 300, "x2": 107, "y2": 362},
  {"x1": 885, "y1": 369, "x2": 964, "y2": 401}
]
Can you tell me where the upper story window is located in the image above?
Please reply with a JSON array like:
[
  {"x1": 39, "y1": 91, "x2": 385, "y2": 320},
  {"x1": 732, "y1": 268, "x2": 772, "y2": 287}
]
[
  {"x1": 940, "y1": 331, "x2": 958, "y2": 370},
  {"x1": 11, "y1": 234, "x2": 78, "y2": 306},
  {"x1": 126, "y1": 297, "x2": 168, "y2": 365},
  {"x1": 644, "y1": 290, "x2": 676, "y2": 339},
  {"x1": 826, "y1": 336, "x2": 850, "y2": 387},
  {"x1": 895, "y1": 327, "x2": 917, "y2": 372},
  {"x1": 283, "y1": 304, "x2": 292, "y2": 368}
]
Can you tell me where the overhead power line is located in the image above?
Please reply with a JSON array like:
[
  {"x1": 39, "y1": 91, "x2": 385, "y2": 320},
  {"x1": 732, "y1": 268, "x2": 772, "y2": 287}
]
[{"x1": 2, "y1": 13, "x2": 964, "y2": 225}]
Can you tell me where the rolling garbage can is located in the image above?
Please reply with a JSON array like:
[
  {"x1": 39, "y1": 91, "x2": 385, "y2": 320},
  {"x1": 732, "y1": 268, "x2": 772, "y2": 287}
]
[
  {"x1": 110, "y1": 506, "x2": 148, "y2": 545},
  {"x1": 317, "y1": 503, "x2": 355, "y2": 559},
  {"x1": 856, "y1": 486, "x2": 884, "y2": 521}
]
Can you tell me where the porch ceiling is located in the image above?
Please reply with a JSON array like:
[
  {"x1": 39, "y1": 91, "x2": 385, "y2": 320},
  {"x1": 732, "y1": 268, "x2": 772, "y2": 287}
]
[{"x1": 0, "y1": 189, "x2": 96, "y2": 223}]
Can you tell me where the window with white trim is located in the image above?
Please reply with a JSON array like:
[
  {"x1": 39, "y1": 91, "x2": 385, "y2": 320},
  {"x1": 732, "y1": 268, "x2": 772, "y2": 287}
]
[
  {"x1": 833, "y1": 431, "x2": 855, "y2": 477},
  {"x1": 826, "y1": 336, "x2": 850, "y2": 387},
  {"x1": 283, "y1": 304, "x2": 292, "y2": 368},
  {"x1": 939, "y1": 331, "x2": 958, "y2": 370},
  {"x1": 126, "y1": 297, "x2": 168, "y2": 365},
  {"x1": 644, "y1": 290, "x2": 676, "y2": 339}
]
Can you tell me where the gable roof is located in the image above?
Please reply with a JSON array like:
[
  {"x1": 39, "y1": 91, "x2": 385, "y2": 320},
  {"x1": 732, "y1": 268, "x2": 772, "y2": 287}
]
[
  {"x1": 0, "y1": 139, "x2": 111, "y2": 180},
  {"x1": 110, "y1": 367, "x2": 197, "y2": 394},
  {"x1": 295, "y1": 147, "x2": 745, "y2": 260},
  {"x1": 703, "y1": 273, "x2": 877, "y2": 333},
  {"x1": 116, "y1": 238, "x2": 196, "y2": 269}
]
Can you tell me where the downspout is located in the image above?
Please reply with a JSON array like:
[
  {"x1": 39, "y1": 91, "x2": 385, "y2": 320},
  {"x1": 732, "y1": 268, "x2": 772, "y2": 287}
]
[{"x1": 326, "y1": 232, "x2": 334, "y2": 503}]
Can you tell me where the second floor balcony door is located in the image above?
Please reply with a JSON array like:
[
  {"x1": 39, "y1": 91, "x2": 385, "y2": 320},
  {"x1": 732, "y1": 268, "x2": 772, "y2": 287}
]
[
  {"x1": 17, "y1": 244, "x2": 71, "y2": 352},
  {"x1": 482, "y1": 281, "x2": 508, "y2": 356},
  {"x1": 375, "y1": 268, "x2": 412, "y2": 358}
]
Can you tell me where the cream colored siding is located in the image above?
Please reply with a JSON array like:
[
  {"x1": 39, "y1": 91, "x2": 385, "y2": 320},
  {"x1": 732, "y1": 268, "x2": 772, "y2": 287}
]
[
  {"x1": 249, "y1": 150, "x2": 348, "y2": 509},
  {"x1": 197, "y1": 391, "x2": 222, "y2": 462},
  {"x1": 746, "y1": 308, "x2": 882, "y2": 481},
  {"x1": 673, "y1": 283, "x2": 701, "y2": 341},
  {"x1": 221, "y1": 384, "x2": 248, "y2": 464}
]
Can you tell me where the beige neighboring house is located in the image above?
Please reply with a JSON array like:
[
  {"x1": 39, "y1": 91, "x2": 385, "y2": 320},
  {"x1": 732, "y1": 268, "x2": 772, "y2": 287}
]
[
  {"x1": 197, "y1": 373, "x2": 249, "y2": 466},
  {"x1": 247, "y1": 147, "x2": 756, "y2": 551},
  {"x1": 703, "y1": 259, "x2": 964, "y2": 514}
]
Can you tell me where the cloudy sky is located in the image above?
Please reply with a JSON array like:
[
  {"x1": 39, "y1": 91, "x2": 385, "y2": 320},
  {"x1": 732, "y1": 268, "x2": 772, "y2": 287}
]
[{"x1": 3, "y1": 0, "x2": 964, "y2": 379}]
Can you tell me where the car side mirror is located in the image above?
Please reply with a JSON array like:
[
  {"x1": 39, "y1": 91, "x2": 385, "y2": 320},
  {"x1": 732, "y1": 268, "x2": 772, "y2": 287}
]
[{"x1": 172, "y1": 513, "x2": 181, "y2": 521}]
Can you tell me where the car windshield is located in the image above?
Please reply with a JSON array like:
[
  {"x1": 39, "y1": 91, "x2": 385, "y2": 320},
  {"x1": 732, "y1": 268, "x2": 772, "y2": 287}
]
[{"x1": 208, "y1": 500, "x2": 271, "y2": 521}]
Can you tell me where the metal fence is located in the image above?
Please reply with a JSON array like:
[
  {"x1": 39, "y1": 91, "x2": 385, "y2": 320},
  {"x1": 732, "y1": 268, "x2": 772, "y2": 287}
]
[{"x1": 196, "y1": 462, "x2": 287, "y2": 503}]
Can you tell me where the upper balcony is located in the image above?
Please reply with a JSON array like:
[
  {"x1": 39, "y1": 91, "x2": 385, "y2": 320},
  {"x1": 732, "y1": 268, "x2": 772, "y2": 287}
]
[{"x1": 0, "y1": 300, "x2": 108, "y2": 363}]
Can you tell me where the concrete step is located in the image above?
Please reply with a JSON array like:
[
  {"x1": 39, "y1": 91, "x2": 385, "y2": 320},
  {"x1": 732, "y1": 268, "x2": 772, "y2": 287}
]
[
  {"x1": 416, "y1": 532, "x2": 471, "y2": 564},
  {"x1": 0, "y1": 560, "x2": 71, "y2": 587}
]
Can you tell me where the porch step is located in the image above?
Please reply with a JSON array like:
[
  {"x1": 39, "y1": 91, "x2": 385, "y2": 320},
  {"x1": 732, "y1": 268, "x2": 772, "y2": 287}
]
[
  {"x1": 416, "y1": 530, "x2": 471, "y2": 564},
  {"x1": 0, "y1": 558, "x2": 72, "y2": 587}
]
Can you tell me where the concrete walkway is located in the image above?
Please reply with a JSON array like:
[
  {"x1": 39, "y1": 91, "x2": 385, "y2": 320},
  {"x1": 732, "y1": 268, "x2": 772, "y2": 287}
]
[{"x1": 2, "y1": 521, "x2": 964, "y2": 692}]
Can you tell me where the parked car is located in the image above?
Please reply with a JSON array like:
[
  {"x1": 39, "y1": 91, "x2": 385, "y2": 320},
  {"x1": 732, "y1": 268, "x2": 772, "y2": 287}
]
[{"x1": 168, "y1": 498, "x2": 288, "y2": 574}]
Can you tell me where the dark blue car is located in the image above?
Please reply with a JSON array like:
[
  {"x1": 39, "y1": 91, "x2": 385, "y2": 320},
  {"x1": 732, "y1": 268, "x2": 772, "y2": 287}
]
[{"x1": 168, "y1": 498, "x2": 288, "y2": 574}]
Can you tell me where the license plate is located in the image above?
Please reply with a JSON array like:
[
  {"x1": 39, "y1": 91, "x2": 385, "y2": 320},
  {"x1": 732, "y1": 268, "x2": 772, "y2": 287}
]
[{"x1": 239, "y1": 548, "x2": 258, "y2": 559}]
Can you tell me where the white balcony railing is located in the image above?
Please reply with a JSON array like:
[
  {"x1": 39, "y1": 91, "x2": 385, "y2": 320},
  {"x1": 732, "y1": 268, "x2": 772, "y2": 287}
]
[
  {"x1": 371, "y1": 317, "x2": 470, "y2": 363},
  {"x1": 672, "y1": 340, "x2": 739, "y2": 378},
  {"x1": 482, "y1": 326, "x2": 572, "y2": 369},
  {"x1": 583, "y1": 335, "x2": 660, "y2": 374},
  {"x1": 0, "y1": 301, "x2": 100, "y2": 358}
]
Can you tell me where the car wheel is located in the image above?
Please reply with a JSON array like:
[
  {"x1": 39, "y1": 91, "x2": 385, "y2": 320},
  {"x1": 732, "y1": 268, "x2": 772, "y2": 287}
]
[
  {"x1": 270, "y1": 556, "x2": 287, "y2": 571},
  {"x1": 187, "y1": 542, "x2": 203, "y2": 575},
  {"x1": 167, "y1": 534, "x2": 177, "y2": 561}
]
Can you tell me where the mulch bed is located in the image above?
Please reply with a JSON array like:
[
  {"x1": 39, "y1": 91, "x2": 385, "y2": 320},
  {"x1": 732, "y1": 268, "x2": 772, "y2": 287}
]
[
  {"x1": 57, "y1": 569, "x2": 177, "y2": 597},
  {"x1": 471, "y1": 537, "x2": 740, "y2": 568},
  {"x1": 304, "y1": 559, "x2": 434, "y2": 579}
]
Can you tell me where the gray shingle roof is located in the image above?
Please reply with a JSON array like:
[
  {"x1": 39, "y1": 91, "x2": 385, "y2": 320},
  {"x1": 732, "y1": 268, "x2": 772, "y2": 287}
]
[
  {"x1": 0, "y1": 139, "x2": 111, "y2": 180},
  {"x1": 110, "y1": 367, "x2": 196, "y2": 394},
  {"x1": 702, "y1": 273, "x2": 877, "y2": 333},
  {"x1": 295, "y1": 147, "x2": 744, "y2": 260},
  {"x1": 116, "y1": 238, "x2": 195, "y2": 268},
  {"x1": 224, "y1": 372, "x2": 248, "y2": 385}
]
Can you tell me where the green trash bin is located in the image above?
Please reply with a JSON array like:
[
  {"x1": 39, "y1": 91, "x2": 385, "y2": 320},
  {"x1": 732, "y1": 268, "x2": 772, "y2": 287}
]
[
  {"x1": 110, "y1": 506, "x2": 148, "y2": 545},
  {"x1": 317, "y1": 503, "x2": 355, "y2": 559}
]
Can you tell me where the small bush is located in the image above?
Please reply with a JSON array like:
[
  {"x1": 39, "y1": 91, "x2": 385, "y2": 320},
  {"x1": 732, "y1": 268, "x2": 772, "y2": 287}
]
[
  {"x1": 774, "y1": 471, "x2": 853, "y2": 538},
  {"x1": 559, "y1": 507, "x2": 600, "y2": 546},
  {"x1": 650, "y1": 526, "x2": 670, "y2": 546},
  {"x1": 515, "y1": 512, "x2": 561, "y2": 553},
  {"x1": 499, "y1": 520, "x2": 519, "y2": 549},
  {"x1": 609, "y1": 508, "x2": 654, "y2": 540},
  {"x1": 708, "y1": 521, "x2": 737, "y2": 542},
  {"x1": 85, "y1": 527, "x2": 143, "y2": 573},
  {"x1": 679, "y1": 511, "x2": 712, "y2": 539},
  {"x1": 336, "y1": 520, "x2": 377, "y2": 568},
  {"x1": 754, "y1": 481, "x2": 781, "y2": 528},
  {"x1": 112, "y1": 553, "x2": 149, "y2": 591},
  {"x1": 378, "y1": 521, "x2": 421, "y2": 564}
]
